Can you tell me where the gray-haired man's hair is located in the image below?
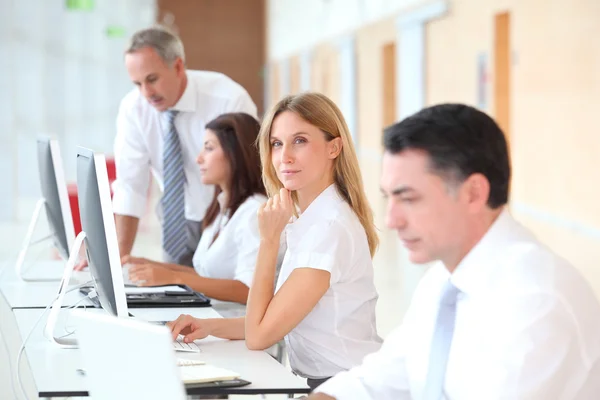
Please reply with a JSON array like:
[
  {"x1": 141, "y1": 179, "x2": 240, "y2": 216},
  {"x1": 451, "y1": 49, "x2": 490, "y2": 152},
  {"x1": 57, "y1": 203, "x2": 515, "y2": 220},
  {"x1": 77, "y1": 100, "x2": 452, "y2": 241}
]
[{"x1": 126, "y1": 26, "x2": 185, "y2": 64}]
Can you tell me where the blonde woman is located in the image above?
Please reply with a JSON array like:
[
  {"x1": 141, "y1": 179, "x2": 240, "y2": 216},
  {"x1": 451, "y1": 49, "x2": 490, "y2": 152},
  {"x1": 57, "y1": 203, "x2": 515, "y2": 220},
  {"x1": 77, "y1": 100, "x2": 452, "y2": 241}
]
[{"x1": 167, "y1": 92, "x2": 383, "y2": 389}]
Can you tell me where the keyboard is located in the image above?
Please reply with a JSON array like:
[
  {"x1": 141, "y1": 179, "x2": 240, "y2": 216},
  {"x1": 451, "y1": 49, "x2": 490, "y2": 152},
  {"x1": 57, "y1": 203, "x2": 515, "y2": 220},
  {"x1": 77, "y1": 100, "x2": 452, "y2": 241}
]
[
  {"x1": 173, "y1": 337, "x2": 201, "y2": 353},
  {"x1": 122, "y1": 264, "x2": 135, "y2": 286},
  {"x1": 138, "y1": 320, "x2": 201, "y2": 352},
  {"x1": 177, "y1": 358, "x2": 205, "y2": 366}
]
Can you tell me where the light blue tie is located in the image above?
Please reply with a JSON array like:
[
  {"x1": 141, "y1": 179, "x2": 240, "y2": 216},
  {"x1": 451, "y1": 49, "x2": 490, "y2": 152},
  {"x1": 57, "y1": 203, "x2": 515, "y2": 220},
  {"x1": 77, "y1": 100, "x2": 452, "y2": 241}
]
[
  {"x1": 161, "y1": 110, "x2": 188, "y2": 263},
  {"x1": 423, "y1": 280, "x2": 460, "y2": 400}
]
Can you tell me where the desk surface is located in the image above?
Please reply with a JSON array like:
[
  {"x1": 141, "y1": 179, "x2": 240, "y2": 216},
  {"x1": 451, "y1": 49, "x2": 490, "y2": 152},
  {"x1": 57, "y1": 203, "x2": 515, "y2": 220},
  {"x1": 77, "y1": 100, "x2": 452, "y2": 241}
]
[
  {"x1": 1, "y1": 261, "x2": 248, "y2": 318},
  {"x1": 13, "y1": 307, "x2": 309, "y2": 397},
  {"x1": 0, "y1": 260, "x2": 93, "y2": 309},
  {"x1": 1, "y1": 260, "x2": 70, "y2": 282},
  {"x1": 1, "y1": 262, "x2": 248, "y2": 316}
]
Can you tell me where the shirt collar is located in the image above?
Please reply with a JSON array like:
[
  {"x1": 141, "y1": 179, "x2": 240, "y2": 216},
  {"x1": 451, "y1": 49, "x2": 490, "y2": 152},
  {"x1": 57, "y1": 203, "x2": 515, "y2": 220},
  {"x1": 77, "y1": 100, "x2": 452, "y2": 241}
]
[
  {"x1": 170, "y1": 73, "x2": 196, "y2": 113},
  {"x1": 450, "y1": 208, "x2": 520, "y2": 295},
  {"x1": 287, "y1": 184, "x2": 342, "y2": 228},
  {"x1": 299, "y1": 184, "x2": 341, "y2": 218}
]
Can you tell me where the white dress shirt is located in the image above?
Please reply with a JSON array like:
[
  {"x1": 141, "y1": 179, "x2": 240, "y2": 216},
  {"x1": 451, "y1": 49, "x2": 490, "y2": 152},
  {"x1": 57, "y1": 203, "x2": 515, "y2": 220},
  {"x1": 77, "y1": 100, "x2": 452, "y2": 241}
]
[
  {"x1": 316, "y1": 210, "x2": 600, "y2": 400},
  {"x1": 112, "y1": 70, "x2": 257, "y2": 220},
  {"x1": 276, "y1": 184, "x2": 383, "y2": 379},
  {"x1": 192, "y1": 193, "x2": 284, "y2": 287}
]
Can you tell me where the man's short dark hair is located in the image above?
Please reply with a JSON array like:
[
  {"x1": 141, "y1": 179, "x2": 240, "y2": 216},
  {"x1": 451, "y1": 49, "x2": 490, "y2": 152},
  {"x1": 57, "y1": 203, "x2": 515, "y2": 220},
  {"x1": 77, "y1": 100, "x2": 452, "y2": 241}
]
[{"x1": 383, "y1": 104, "x2": 510, "y2": 208}]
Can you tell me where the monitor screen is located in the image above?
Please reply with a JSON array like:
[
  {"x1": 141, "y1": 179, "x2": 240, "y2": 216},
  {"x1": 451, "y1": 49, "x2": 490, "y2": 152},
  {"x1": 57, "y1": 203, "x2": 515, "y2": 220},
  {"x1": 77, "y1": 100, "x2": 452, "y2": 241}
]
[
  {"x1": 36, "y1": 138, "x2": 75, "y2": 260},
  {"x1": 76, "y1": 147, "x2": 128, "y2": 317}
]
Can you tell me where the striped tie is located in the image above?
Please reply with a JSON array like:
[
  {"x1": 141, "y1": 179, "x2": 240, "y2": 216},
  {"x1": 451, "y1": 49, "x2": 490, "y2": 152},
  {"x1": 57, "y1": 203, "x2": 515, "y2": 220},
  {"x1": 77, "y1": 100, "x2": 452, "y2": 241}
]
[
  {"x1": 161, "y1": 110, "x2": 188, "y2": 263},
  {"x1": 423, "y1": 280, "x2": 460, "y2": 400}
]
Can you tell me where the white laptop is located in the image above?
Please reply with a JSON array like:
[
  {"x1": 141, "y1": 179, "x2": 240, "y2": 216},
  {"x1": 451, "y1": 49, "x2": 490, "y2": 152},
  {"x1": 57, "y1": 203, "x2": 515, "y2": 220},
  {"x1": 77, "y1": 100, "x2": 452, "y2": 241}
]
[
  {"x1": 73, "y1": 311, "x2": 247, "y2": 400},
  {"x1": 74, "y1": 310, "x2": 188, "y2": 400}
]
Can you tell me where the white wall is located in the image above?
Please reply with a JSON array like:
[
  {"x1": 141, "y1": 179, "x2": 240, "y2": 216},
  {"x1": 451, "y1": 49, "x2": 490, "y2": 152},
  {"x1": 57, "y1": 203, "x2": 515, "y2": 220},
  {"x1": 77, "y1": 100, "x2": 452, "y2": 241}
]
[
  {"x1": 267, "y1": 0, "x2": 427, "y2": 60},
  {"x1": 0, "y1": 0, "x2": 156, "y2": 221}
]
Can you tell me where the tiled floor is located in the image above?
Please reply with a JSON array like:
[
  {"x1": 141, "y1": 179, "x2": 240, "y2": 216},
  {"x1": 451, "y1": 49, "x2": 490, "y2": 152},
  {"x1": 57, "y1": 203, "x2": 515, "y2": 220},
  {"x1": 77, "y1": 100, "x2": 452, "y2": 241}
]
[{"x1": 0, "y1": 190, "x2": 411, "y2": 399}]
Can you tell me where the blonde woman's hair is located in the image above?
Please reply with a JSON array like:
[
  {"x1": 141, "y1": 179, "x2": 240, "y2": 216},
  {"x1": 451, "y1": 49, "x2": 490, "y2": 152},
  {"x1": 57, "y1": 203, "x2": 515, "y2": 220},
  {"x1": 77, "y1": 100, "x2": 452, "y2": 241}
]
[{"x1": 257, "y1": 92, "x2": 379, "y2": 257}]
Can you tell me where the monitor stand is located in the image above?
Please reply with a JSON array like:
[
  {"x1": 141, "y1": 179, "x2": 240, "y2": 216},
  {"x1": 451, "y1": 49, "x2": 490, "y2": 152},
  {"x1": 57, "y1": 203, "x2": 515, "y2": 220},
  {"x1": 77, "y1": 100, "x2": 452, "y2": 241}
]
[
  {"x1": 44, "y1": 231, "x2": 87, "y2": 349},
  {"x1": 15, "y1": 198, "x2": 63, "y2": 282}
]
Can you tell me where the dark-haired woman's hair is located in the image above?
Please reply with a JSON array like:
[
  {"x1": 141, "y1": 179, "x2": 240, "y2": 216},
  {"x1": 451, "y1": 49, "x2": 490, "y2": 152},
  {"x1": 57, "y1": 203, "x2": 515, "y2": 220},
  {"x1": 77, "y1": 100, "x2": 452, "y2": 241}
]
[{"x1": 202, "y1": 113, "x2": 266, "y2": 229}]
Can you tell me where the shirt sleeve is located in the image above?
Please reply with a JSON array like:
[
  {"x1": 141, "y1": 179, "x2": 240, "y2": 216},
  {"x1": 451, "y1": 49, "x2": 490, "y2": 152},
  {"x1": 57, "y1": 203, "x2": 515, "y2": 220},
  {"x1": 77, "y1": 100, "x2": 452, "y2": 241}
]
[
  {"x1": 315, "y1": 318, "x2": 413, "y2": 400},
  {"x1": 111, "y1": 98, "x2": 151, "y2": 218},
  {"x1": 287, "y1": 220, "x2": 351, "y2": 280},
  {"x1": 475, "y1": 293, "x2": 594, "y2": 399}
]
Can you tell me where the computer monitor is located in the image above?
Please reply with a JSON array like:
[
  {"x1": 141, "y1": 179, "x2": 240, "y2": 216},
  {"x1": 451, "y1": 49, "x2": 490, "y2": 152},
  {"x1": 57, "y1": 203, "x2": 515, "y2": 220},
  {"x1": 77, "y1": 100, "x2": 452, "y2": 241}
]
[
  {"x1": 76, "y1": 147, "x2": 128, "y2": 318},
  {"x1": 37, "y1": 138, "x2": 76, "y2": 259},
  {"x1": 45, "y1": 147, "x2": 128, "y2": 347},
  {"x1": 14, "y1": 138, "x2": 76, "y2": 281},
  {"x1": 46, "y1": 148, "x2": 206, "y2": 348}
]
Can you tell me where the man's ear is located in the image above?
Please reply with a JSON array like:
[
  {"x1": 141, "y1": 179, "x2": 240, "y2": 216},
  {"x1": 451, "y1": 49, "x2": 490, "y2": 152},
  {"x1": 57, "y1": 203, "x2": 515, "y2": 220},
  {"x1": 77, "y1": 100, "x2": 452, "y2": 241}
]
[
  {"x1": 463, "y1": 173, "x2": 490, "y2": 212},
  {"x1": 174, "y1": 57, "x2": 185, "y2": 76},
  {"x1": 328, "y1": 137, "x2": 343, "y2": 159}
]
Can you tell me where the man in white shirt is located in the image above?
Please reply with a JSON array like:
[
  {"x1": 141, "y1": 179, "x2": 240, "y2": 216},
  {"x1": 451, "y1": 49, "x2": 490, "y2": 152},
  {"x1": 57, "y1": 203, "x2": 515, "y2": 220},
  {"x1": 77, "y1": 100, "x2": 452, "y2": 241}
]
[
  {"x1": 309, "y1": 104, "x2": 600, "y2": 399},
  {"x1": 111, "y1": 27, "x2": 257, "y2": 267}
]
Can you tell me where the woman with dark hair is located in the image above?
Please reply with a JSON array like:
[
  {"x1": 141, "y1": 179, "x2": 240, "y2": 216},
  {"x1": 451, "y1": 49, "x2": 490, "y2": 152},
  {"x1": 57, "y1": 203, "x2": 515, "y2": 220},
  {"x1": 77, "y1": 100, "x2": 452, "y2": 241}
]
[{"x1": 126, "y1": 112, "x2": 278, "y2": 304}]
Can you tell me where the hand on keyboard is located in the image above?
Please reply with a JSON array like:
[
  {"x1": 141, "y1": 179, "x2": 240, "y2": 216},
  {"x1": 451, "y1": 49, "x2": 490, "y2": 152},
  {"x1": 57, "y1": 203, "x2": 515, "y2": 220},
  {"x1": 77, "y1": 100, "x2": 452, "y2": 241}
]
[
  {"x1": 166, "y1": 314, "x2": 211, "y2": 343},
  {"x1": 173, "y1": 335, "x2": 202, "y2": 353},
  {"x1": 120, "y1": 256, "x2": 156, "y2": 286},
  {"x1": 122, "y1": 263, "x2": 136, "y2": 286}
]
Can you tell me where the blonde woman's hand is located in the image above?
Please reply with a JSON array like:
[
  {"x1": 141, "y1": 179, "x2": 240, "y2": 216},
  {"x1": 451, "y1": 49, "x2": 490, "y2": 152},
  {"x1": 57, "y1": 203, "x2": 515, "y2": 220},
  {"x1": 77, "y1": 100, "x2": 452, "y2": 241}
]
[
  {"x1": 166, "y1": 314, "x2": 212, "y2": 343},
  {"x1": 258, "y1": 188, "x2": 293, "y2": 243}
]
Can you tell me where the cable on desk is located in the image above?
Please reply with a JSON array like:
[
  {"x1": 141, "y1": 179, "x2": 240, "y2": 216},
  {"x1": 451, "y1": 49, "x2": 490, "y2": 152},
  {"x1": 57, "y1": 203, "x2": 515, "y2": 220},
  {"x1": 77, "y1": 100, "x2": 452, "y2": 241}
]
[
  {"x1": 16, "y1": 300, "x2": 54, "y2": 400},
  {"x1": 58, "y1": 296, "x2": 90, "y2": 339},
  {"x1": 16, "y1": 280, "x2": 93, "y2": 400},
  {"x1": 0, "y1": 245, "x2": 52, "y2": 399},
  {"x1": 0, "y1": 309, "x2": 18, "y2": 399}
]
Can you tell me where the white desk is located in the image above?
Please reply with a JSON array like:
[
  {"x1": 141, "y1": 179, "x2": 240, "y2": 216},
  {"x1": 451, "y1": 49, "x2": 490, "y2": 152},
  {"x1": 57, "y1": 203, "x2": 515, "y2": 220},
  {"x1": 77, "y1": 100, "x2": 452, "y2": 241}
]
[
  {"x1": 1, "y1": 262, "x2": 247, "y2": 316},
  {"x1": 0, "y1": 261, "x2": 93, "y2": 309},
  {"x1": 1, "y1": 262, "x2": 248, "y2": 321},
  {"x1": 0, "y1": 280, "x2": 92, "y2": 309},
  {"x1": 1, "y1": 260, "x2": 69, "y2": 283},
  {"x1": 12, "y1": 306, "x2": 309, "y2": 398}
]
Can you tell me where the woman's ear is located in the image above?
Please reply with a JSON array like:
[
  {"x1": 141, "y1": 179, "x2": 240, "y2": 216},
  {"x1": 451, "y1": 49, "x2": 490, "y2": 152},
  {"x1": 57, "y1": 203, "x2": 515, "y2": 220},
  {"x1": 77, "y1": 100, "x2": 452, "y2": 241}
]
[{"x1": 328, "y1": 137, "x2": 343, "y2": 159}]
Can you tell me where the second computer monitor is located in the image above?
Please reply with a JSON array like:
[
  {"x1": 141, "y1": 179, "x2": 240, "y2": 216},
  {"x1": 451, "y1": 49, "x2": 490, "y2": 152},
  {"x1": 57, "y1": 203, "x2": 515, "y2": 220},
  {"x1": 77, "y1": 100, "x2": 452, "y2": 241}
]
[
  {"x1": 76, "y1": 147, "x2": 128, "y2": 318},
  {"x1": 37, "y1": 137, "x2": 76, "y2": 260}
]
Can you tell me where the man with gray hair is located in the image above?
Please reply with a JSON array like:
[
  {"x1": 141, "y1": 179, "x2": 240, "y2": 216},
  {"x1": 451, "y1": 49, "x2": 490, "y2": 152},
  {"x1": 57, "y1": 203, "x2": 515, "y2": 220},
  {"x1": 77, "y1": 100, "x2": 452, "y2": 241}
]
[{"x1": 110, "y1": 26, "x2": 257, "y2": 274}]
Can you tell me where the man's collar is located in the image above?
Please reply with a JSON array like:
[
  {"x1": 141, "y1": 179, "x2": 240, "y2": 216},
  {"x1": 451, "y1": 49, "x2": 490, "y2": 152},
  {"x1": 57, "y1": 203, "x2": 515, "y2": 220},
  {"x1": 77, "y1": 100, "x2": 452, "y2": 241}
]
[
  {"x1": 450, "y1": 209, "x2": 514, "y2": 295},
  {"x1": 170, "y1": 73, "x2": 196, "y2": 113}
]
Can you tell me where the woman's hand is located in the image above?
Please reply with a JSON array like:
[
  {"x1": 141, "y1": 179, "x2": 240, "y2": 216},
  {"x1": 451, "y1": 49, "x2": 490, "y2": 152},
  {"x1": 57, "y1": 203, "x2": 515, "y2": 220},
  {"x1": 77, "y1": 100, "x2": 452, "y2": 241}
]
[
  {"x1": 166, "y1": 314, "x2": 212, "y2": 343},
  {"x1": 258, "y1": 188, "x2": 293, "y2": 243},
  {"x1": 121, "y1": 255, "x2": 157, "y2": 266},
  {"x1": 128, "y1": 263, "x2": 178, "y2": 286}
]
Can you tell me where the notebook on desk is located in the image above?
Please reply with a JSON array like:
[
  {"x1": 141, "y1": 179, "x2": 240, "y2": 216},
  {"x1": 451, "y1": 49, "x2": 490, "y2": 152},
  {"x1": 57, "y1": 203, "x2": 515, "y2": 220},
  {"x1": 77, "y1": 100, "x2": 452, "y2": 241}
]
[
  {"x1": 79, "y1": 284, "x2": 211, "y2": 308},
  {"x1": 177, "y1": 359, "x2": 249, "y2": 386}
]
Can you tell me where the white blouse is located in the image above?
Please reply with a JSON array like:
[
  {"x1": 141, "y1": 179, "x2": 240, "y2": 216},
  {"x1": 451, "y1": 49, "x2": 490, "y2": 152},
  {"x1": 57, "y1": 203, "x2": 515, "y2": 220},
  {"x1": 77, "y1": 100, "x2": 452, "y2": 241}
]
[
  {"x1": 275, "y1": 184, "x2": 383, "y2": 379},
  {"x1": 192, "y1": 193, "x2": 269, "y2": 287}
]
